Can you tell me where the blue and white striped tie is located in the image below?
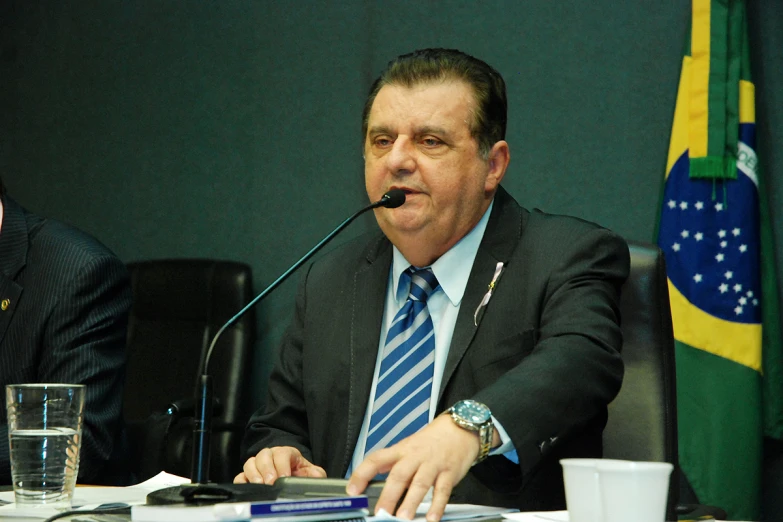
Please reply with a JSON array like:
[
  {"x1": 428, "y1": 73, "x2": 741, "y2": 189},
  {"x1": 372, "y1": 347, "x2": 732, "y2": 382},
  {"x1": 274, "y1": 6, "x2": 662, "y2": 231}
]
[{"x1": 364, "y1": 267, "x2": 439, "y2": 456}]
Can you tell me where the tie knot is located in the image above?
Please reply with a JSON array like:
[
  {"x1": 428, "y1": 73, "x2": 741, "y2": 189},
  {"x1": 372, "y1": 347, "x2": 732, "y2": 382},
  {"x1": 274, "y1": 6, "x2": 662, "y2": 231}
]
[{"x1": 407, "y1": 268, "x2": 439, "y2": 303}]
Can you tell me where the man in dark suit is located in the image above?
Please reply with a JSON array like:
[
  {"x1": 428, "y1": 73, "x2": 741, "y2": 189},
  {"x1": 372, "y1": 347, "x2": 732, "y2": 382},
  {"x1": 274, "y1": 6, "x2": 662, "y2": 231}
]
[
  {"x1": 0, "y1": 177, "x2": 132, "y2": 485},
  {"x1": 237, "y1": 49, "x2": 629, "y2": 519}
]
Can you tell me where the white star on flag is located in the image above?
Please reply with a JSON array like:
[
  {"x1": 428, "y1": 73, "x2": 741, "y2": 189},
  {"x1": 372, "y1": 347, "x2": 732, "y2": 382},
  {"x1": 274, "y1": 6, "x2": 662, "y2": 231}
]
[{"x1": 658, "y1": 181, "x2": 762, "y2": 328}]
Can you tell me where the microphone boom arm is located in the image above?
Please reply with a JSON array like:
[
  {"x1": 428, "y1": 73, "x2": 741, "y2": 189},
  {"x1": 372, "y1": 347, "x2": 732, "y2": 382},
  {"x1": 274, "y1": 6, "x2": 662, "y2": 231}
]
[{"x1": 191, "y1": 190, "x2": 404, "y2": 484}]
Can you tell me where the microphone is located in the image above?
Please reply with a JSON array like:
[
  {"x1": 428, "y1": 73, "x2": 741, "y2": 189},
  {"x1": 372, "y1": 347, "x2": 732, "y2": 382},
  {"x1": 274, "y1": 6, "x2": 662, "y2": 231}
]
[
  {"x1": 378, "y1": 188, "x2": 406, "y2": 209},
  {"x1": 190, "y1": 188, "x2": 406, "y2": 485}
]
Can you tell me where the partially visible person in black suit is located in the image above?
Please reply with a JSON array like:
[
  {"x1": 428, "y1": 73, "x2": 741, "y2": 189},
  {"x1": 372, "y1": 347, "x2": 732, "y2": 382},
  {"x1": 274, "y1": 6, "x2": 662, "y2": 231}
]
[
  {"x1": 0, "y1": 176, "x2": 132, "y2": 485},
  {"x1": 237, "y1": 49, "x2": 629, "y2": 520}
]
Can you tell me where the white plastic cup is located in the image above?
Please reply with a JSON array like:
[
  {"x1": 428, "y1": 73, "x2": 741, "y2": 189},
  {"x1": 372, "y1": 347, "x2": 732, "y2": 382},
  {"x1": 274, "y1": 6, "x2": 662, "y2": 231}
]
[
  {"x1": 560, "y1": 458, "x2": 602, "y2": 522},
  {"x1": 597, "y1": 460, "x2": 673, "y2": 522},
  {"x1": 561, "y1": 458, "x2": 672, "y2": 522},
  {"x1": 6, "y1": 384, "x2": 86, "y2": 508}
]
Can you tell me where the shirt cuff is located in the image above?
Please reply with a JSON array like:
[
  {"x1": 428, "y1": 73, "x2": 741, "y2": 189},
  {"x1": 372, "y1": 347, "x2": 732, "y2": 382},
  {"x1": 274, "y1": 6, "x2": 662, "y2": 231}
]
[{"x1": 489, "y1": 415, "x2": 519, "y2": 464}]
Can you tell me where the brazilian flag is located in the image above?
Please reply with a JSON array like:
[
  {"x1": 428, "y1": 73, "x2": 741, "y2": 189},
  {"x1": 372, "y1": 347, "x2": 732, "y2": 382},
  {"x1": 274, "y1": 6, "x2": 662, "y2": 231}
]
[{"x1": 656, "y1": 0, "x2": 783, "y2": 519}]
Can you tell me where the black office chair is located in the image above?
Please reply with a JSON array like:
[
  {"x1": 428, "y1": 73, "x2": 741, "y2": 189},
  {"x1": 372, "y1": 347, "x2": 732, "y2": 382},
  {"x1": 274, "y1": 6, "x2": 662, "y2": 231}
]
[
  {"x1": 123, "y1": 259, "x2": 256, "y2": 483},
  {"x1": 604, "y1": 240, "x2": 726, "y2": 521}
]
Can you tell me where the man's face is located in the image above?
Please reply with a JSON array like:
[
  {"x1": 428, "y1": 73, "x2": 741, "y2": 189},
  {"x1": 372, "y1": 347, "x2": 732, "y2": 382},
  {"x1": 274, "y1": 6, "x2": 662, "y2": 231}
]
[{"x1": 364, "y1": 80, "x2": 503, "y2": 262}]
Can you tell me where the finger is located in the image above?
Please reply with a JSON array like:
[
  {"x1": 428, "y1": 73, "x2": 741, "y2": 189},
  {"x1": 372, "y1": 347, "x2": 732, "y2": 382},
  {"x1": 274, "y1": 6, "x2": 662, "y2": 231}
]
[
  {"x1": 271, "y1": 447, "x2": 297, "y2": 478},
  {"x1": 425, "y1": 473, "x2": 455, "y2": 522},
  {"x1": 374, "y1": 457, "x2": 419, "y2": 518},
  {"x1": 396, "y1": 465, "x2": 438, "y2": 520},
  {"x1": 347, "y1": 449, "x2": 396, "y2": 496},
  {"x1": 242, "y1": 455, "x2": 265, "y2": 484},
  {"x1": 305, "y1": 465, "x2": 327, "y2": 478},
  {"x1": 255, "y1": 448, "x2": 279, "y2": 484},
  {"x1": 293, "y1": 464, "x2": 327, "y2": 478},
  {"x1": 233, "y1": 472, "x2": 248, "y2": 484}
]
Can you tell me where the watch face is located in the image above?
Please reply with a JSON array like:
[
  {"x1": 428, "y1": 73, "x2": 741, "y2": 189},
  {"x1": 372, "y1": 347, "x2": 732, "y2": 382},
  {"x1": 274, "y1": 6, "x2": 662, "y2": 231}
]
[{"x1": 455, "y1": 400, "x2": 490, "y2": 424}]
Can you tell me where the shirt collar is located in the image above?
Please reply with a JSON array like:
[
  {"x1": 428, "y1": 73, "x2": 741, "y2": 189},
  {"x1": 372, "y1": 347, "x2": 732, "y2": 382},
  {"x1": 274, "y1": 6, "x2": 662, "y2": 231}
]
[{"x1": 391, "y1": 199, "x2": 494, "y2": 306}]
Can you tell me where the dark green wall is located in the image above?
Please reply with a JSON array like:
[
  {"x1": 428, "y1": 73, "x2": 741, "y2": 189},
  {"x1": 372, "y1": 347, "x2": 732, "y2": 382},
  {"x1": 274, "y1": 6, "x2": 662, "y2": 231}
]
[{"x1": 1, "y1": 0, "x2": 782, "y2": 514}]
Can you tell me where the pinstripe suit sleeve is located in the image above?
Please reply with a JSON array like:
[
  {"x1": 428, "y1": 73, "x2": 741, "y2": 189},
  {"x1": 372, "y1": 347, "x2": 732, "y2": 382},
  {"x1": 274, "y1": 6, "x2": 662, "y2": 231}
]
[{"x1": 35, "y1": 253, "x2": 131, "y2": 484}]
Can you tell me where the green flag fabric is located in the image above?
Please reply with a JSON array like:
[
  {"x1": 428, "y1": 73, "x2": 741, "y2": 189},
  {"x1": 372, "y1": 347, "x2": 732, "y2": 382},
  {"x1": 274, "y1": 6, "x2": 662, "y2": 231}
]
[{"x1": 656, "y1": 0, "x2": 783, "y2": 519}]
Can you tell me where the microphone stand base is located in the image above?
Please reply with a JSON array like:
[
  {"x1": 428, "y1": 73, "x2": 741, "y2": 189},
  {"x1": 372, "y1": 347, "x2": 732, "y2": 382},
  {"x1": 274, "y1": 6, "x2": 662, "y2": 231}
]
[{"x1": 145, "y1": 483, "x2": 280, "y2": 506}]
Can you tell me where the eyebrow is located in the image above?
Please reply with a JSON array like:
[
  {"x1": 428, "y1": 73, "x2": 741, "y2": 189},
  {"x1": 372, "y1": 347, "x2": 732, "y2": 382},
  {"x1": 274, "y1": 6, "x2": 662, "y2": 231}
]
[
  {"x1": 367, "y1": 125, "x2": 452, "y2": 137},
  {"x1": 416, "y1": 126, "x2": 450, "y2": 137},
  {"x1": 367, "y1": 125, "x2": 395, "y2": 136}
]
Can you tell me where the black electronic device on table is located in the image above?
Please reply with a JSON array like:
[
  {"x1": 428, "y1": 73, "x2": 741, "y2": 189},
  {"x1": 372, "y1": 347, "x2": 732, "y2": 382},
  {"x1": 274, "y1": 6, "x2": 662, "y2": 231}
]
[{"x1": 146, "y1": 477, "x2": 385, "y2": 511}]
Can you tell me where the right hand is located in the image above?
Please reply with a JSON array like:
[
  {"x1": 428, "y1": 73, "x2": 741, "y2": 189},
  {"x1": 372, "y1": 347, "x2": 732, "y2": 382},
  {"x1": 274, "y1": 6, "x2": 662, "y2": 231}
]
[{"x1": 234, "y1": 446, "x2": 327, "y2": 484}]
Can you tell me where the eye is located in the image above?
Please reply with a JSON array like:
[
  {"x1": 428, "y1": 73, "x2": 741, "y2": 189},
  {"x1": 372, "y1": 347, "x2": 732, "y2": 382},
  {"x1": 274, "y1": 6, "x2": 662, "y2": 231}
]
[
  {"x1": 372, "y1": 135, "x2": 394, "y2": 148},
  {"x1": 421, "y1": 137, "x2": 443, "y2": 147}
]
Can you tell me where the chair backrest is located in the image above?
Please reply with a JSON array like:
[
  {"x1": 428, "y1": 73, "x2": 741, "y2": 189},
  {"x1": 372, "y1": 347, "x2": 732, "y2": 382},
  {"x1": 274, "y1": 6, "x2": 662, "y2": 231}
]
[
  {"x1": 603, "y1": 240, "x2": 678, "y2": 519},
  {"x1": 123, "y1": 259, "x2": 256, "y2": 483}
]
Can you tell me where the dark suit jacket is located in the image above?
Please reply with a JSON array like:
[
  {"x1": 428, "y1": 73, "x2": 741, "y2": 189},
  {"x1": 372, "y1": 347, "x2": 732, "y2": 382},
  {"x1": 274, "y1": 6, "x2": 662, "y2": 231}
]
[
  {"x1": 0, "y1": 195, "x2": 132, "y2": 485},
  {"x1": 243, "y1": 187, "x2": 630, "y2": 509}
]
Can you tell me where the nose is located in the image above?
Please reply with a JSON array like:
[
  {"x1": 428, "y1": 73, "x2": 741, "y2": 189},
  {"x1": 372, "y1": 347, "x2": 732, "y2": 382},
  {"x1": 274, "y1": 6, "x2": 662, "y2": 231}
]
[{"x1": 385, "y1": 137, "x2": 416, "y2": 175}]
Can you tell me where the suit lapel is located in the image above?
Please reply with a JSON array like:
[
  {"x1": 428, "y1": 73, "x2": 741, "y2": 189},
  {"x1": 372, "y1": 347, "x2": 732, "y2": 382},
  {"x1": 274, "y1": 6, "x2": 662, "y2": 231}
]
[
  {"x1": 0, "y1": 278, "x2": 22, "y2": 347},
  {"x1": 0, "y1": 197, "x2": 29, "y2": 347},
  {"x1": 341, "y1": 235, "x2": 391, "y2": 471},
  {"x1": 439, "y1": 187, "x2": 525, "y2": 403}
]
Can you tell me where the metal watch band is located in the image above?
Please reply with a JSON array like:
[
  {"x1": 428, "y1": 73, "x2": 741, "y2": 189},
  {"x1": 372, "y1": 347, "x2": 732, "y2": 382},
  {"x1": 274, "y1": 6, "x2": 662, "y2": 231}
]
[{"x1": 474, "y1": 421, "x2": 493, "y2": 465}]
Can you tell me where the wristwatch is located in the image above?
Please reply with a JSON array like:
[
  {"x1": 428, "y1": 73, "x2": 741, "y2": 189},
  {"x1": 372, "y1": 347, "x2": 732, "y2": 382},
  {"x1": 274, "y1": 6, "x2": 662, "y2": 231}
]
[{"x1": 446, "y1": 399, "x2": 493, "y2": 465}]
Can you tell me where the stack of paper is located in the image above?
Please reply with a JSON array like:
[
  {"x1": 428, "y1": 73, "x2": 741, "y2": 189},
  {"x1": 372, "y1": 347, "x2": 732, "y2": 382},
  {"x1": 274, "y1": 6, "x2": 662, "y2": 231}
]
[{"x1": 368, "y1": 503, "x2": 518, "y2": 522}]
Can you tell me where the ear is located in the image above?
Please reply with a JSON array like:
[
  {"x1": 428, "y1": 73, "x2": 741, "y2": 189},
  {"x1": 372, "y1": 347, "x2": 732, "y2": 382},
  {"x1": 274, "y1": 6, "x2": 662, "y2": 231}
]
[{"x1": 484, "y1": 140, "x2": 510, "y2": 192}]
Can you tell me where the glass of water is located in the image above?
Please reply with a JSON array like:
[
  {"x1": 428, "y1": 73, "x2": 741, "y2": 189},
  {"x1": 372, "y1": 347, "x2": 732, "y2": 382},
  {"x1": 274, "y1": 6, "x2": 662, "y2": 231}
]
[{"x1": 5, "y1": 384, "x2": 85, "y2": 508}]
